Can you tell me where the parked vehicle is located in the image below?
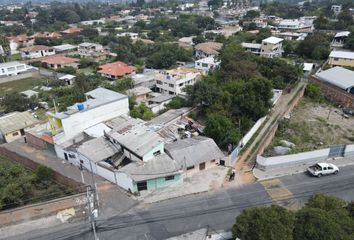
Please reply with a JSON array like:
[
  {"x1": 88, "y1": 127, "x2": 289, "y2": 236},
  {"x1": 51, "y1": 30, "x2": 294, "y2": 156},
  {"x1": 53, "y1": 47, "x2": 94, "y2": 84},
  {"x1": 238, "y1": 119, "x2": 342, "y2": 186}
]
[{"x1": 307, "y1": 163, "x2": 339, "y2": 177}]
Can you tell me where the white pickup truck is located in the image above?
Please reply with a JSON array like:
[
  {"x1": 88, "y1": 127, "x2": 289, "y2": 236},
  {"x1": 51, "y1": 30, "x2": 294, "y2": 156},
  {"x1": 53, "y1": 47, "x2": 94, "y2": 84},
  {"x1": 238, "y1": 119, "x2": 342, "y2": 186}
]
[{"x1": 307, "y1": 163, "x2": 339, "y2": 177}]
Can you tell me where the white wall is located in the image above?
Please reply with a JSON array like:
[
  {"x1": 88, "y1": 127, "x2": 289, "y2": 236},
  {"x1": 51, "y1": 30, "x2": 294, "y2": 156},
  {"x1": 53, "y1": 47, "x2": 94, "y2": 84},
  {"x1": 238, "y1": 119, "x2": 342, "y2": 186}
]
[
  {"x1": 115, "y1": 172, "x2": 134, "y2": 191},
  {"x1": 61, "y1": 98, "x2": 129, "y2": 140},
  {"x1": 21, "y1": 49, "x2": 55, "y2": 59}
]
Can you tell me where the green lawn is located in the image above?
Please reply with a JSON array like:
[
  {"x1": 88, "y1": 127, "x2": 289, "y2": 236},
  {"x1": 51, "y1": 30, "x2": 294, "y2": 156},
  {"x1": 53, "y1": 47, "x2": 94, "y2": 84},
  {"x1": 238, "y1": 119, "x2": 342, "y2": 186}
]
[
  {"x1": 11, "y1": 53, "x2": 22, "y2": 61},
  {"x1": 0, "y1": 77, "x2": 45, "y2": 96},
  {"x1": 77, "y1": 67, "x2": 95, "y2": 74}
]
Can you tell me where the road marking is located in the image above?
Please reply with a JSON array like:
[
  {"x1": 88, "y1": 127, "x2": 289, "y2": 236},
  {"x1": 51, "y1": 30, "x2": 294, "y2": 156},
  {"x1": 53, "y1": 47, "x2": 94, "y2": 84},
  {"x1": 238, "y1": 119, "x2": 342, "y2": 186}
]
[{"x1": 261, "y1": 179, "x2": 299, "y2": 209}]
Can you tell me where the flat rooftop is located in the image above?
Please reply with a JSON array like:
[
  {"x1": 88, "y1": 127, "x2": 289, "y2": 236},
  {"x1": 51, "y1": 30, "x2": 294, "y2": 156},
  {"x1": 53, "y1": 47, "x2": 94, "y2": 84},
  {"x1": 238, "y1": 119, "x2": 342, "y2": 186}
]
[{"x1": 48, "y1": 87, "x2": 127, "y2": 119}]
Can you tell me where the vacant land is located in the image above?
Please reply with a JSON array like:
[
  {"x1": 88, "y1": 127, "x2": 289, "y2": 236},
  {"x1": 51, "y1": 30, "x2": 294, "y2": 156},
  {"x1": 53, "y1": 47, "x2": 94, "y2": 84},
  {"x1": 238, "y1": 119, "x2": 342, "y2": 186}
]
[
  {"x1": 266, "y1": 98, "x2": 354, "y2": 155},
  {"x1": 0, "y1": 77, "x2": 45, "y2": 96},
  {"x1": 0, "y1": 156, "x2": 74, "y2": 210}
]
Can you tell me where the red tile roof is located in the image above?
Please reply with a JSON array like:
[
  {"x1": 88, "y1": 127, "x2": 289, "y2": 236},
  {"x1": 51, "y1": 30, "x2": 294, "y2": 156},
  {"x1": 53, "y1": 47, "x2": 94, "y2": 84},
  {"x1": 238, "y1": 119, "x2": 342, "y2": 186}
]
[
  {"x1": 8, "y1": 35, "x2": 31, "y2": 43},
  {"x1": 61, "y1": 27, "x2": 82, "y2": 34},
  {"x1": 41, "y1": 55, "x2": 78, "y2": 65},
  {"x1": 31, "y1": 32, "x2": 62, "y2": 39},
  {"x1": 20, "y1": 45, "x2": 53, "y2": 52},
  {"x1": 98, "y1": 61, "x2": 136, "y2": 77}
]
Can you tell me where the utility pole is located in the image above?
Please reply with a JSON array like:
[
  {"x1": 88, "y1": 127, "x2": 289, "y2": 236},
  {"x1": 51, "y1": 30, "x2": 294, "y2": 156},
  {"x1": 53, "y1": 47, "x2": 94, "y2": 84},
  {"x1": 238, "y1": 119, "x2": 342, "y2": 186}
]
[{"x1": 87, "y1": 186, "x2": 99, "y2": 240}]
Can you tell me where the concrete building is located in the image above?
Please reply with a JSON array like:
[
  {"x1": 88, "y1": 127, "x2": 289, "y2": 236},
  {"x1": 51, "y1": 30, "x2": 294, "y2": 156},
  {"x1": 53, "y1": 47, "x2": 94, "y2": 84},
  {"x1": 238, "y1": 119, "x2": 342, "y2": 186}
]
[
  {"x1": 0, "y1": 111, "x2": 40, "y2": 143},
  {"x1": 278, "y1": 17, "x2": 314, "y2": 33},
  {"x1": 165, "y1": 136, "x2": 225, "y2": 174},
  {"x1": 194, "y1": 57, "x2": 220, "y2": 73},
  {"x1": 0, "y1": 61, "x2": 37, "y2": 78},
  {"x1": 116, "y1": 32, "x2": 139, "y2": 40},
  {"x1": 58, "y1": 74, "x2": 76, "y2": 86},
  {"x1": 78, "y1": 42, "x2": 106, "y2": 62},
  {"x1": 155, "y1": 67, "x2": 202, "y2": 95},
  {"x1": 131, "y1": 70, "x2": 157, "y2": 88},
  {"x1": 328, "y1": 50, "x2": 354, "y2": 68},
  {"x1": 242, "y1": 37, "x2": 283, "y2": 58},
  {"x1": 53, "y1": 44, "x2": 78, "y2": 53},
  {"x1": 47, "y1": 87, "x2": 129, "y2": 143},
  {"x1": 331, "y1": 31, "x2": 350, "y2": 48},
  {"x1": 74, "y1": 115, "x2": 183, "y2": 193},
  {"x1": 195, "y1": 42, "x2": 223, "y2": 59},
  {"x1": 260, "y1": 37, "x2": 283, "y2": 58},
  {"x1": 126, "y1": 86, "x2": 152, "y2": 104},
  {"x1": 311, "y1": 67, "x2": 354, "y2": 109},
  {"x1": 331, "y1": 5, "x2": 342, "y2": 15},
  {"x1": 20, "y1": 45, "x2": 55, "y2": 59}
]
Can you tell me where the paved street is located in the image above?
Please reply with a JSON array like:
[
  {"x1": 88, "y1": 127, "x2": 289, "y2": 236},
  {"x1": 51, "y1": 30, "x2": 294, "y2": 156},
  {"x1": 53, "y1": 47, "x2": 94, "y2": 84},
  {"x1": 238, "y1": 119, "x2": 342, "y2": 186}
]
[{"x1": 7, "y1": 164, "x2": 354, "y2": 240}]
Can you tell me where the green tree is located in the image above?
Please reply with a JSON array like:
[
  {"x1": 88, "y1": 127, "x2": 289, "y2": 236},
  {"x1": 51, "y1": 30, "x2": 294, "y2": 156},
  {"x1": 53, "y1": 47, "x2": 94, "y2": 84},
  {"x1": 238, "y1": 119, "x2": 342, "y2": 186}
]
[
  {"x1": 204, "y1": 113, "x2": 240, "y2": 148},
  {"x1": 305, "y1": 83, "x2": 323, "y2": 102},
  {"x1": 0, "y1": 93, "x2": 33, "y2": 113},
  {"x1": 305, "y1": 193, "x2": 346, "y2": 211},
  {"x1": 294, "y1": 208, "x2": 351, "y2": 240},
  {"x1": 232, "y1": 205, "x2": 295, "y2": 240},
  {"x1": 166, "y1": 96, "x2": 188, "y2": 109},
  {"x1": 130, "y1": 103, "x2": 154, "y2": 120}
]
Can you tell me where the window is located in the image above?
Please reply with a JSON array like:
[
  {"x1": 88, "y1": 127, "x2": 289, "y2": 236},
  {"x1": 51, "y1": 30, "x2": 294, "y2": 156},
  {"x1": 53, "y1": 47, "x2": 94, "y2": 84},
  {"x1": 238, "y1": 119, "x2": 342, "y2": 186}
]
[
  {"x1": 202, "y1": 63, "x2": 208, "y2": 68},
  {"x1": 199, "y1": 162, "x2": 206, "y2": 170},
  {"x1": 157, "y1": 80, "x2": 162, "y2": 85},
  {"x1": 165, "y1": 175, "x2": 175, "y2": 181},
  {"x1": 169, "y1": 84, "x2": 174, "y2": 88},
  {"x1": 186, "y1": 166, "x2": 195, "y2": 170},
  {"x1": 179, "y1": 83, "x2": 184, "y2": 87},
  {"x1": 12, "y1": 132, "x2": 19, "y2": 136},
  {"x1": 153, "y1": 150, "x2": 161, "y2": 156},
  {"x1": 137, "y1": 181, "x2": 147, "y2": 191},
  {"x1": 333, "y1": 58, "x2": 339, "y2": 61}
]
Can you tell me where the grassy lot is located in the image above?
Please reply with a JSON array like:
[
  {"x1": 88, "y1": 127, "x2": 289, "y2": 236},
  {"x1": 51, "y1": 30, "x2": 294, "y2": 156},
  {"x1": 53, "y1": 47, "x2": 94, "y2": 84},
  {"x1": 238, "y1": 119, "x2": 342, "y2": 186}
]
[
  {"x1": 11, "y1": 53, "x2": 22, "y2": 61},
  {"x1": 0, "y1": 156, "x2": 74, "y2": 210},
  {"x1": 0, "y1": 77, "x2": 45, "y2": 96},
  {"x1": 265, "y1": 97, "x2": 354, "y2": 156},
  {"x1": 77, "y1": 67, "x2": 96, "y2": 74}
]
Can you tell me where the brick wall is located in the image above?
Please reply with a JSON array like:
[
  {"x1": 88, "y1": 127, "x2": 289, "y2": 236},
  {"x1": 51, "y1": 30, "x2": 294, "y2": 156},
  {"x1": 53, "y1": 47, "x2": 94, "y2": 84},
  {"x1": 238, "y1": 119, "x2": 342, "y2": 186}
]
[{"x1": 311, "y1": 77, "x2": 354, "y2": 109}]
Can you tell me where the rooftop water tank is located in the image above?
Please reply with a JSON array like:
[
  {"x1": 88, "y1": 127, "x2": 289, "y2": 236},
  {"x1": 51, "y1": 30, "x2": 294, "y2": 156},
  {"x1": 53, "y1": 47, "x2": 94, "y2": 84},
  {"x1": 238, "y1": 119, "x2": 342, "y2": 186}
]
[{"x1": 77, "y1": 103, "x2": 85, "y2": 111}]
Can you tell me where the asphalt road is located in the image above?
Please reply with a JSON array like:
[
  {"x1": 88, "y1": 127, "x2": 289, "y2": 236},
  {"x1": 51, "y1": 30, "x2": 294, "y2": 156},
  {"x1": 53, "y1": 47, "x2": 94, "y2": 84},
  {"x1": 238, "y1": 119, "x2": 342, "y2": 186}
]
[{"x1": 8, "y1": 164, "x2": 354, "y2": 240}]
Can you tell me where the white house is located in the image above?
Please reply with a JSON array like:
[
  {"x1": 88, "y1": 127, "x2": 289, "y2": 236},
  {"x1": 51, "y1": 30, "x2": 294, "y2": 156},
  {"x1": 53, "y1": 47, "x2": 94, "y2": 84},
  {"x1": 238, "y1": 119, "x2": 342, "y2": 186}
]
[
  {"x1": 194, "y1": 57, "x2": 220, "y2": 73},
  {"x1": 78, "y1": 42, "x2": 106, "y2": 61},
  {"x1": 0, "y1": 61, "x2": 37, "y2": 77},
  {"x1": 20, "y1": 45, "x2": 55, "y2": 59},
  {"x1": 260, "y1": 37, "x2": 283, "y2": 58},
  {"x1": 116, "y1": 32, "x2": 139, "y2": 40},
  {"x1": 155, "y1": 67, "x2": 202, "y2": 95},
  {"x1": 242, "y1": 37, "x2": 283, "y2": 58},
  {"x1": 47, "y1": 87, "x2": 129, "y2": 146}
]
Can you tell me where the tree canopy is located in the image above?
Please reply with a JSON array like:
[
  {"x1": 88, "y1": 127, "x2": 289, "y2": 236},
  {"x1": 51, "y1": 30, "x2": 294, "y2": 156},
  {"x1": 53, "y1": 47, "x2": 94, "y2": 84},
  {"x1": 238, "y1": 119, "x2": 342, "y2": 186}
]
[{"x1": 233, "y1": 194, "x2": 354, "y2": 240}]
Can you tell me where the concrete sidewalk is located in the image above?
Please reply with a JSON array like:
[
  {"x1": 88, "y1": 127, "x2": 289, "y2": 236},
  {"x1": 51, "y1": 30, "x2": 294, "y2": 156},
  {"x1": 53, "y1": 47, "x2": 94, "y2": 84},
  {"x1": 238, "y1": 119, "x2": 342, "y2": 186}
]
[
  {"x1": 137, "y1": 166, "x2": 228, "y2": 204},
  {"x1": 253, "y1": 157, "x2": 354, "y2": 181},
  {"x1": 253, "y1": 156, "x2": 354, "y2": 180}
]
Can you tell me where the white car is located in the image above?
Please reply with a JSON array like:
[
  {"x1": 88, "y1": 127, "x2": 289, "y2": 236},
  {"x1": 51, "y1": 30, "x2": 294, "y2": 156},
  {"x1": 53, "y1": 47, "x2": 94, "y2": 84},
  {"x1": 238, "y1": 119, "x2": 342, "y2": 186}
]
[{"x1": 307, "y1": 163, "x2": 339, "y2": 177}]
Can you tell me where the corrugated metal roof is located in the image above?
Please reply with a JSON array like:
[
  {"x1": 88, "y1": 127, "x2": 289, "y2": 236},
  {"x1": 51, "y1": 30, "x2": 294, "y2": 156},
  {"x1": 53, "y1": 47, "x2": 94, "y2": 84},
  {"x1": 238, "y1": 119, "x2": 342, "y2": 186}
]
[
  {"x1": 118, "y1": 153, "x2": 181, "y2": 182},
  {"x1": 165, "y1": 136, "x2": 224, "y2": 168},
  {"x1": 329, "y1": 50, "x2": 354, "y2": 59},
  {"x1": 0, "y1": 111, "x2": 40, "y2": 134},
  {"x1": 78, "y1": 137, "x2": 119, "y2": 163},
  {"x1": 315, "y1": 67, "x2": 354, "y2": 90}
]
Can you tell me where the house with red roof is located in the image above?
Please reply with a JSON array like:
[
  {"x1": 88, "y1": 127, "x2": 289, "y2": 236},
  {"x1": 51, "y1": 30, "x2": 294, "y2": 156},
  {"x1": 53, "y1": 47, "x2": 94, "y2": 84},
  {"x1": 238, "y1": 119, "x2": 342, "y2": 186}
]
[
  {"x1": 7, "y1": 35, "x2": 35, "y2": 54},
  {"x1": 98, "y1": 61, "x2": 136, "y2": 79},
  {"x1": 20, "y1": 45, "x2": 55, "y2": 59},
  {"x1": 31, "y1": 32, "x2": 62, "y2": 39},
  {"x1": 40, "y1": 55, "x2": 79, "y2": 69}
]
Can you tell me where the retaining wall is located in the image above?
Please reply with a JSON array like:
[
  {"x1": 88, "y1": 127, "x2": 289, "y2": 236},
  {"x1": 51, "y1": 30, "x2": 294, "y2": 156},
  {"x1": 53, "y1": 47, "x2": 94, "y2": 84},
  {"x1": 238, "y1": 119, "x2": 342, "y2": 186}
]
[
  {"x1": 256, "y1": 144, "x2": 354, "y2": 171},
  {"x1": 0, "y1": 146, "x2": 83, "y2": 190},
  {"x1": 0, "y1": 192, "x2": 87, "y2": 226}
]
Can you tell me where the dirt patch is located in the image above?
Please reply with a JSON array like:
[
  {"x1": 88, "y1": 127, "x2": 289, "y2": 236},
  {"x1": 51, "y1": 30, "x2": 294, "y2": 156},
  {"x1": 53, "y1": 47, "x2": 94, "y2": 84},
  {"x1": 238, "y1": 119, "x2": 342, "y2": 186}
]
[{"x1": 266, "y1": 98, "x2": 354, "y2": 155}]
